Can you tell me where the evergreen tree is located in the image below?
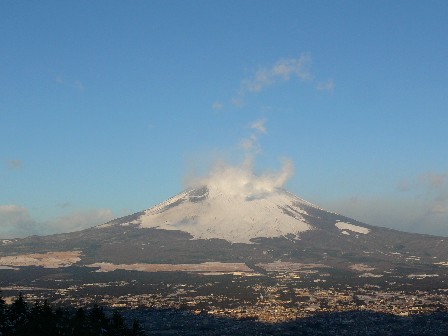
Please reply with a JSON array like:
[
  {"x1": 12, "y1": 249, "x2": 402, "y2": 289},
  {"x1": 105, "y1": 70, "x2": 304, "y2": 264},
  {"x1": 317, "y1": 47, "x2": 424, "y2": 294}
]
[
  {"x1": 88, "y1": 304, "x2": 108, "y2": 335},
  {"x1": 9, "y1": 293, "x2": 29, "y2": 335},
  {"x1": 19, "y1": 299, "x2": 59, "y2": 336},
  {"x1": 130, "y1": 319, "x2": 146, "y2": 336},
  {"x1": 9, "y1": 293, "x2": 27, "y2": 322},
  {"x1": 0, "y1": 294, "x2": 146, "y2": 336},
  {"x1": 0, "y1": 292, "x2": 8, "y2": 335},
  {"x1": 108, "y1": 310, "x2": 127, "y2": 336},
  {"x1": 72, "y1": 307, "x2": 89, "y2": 336}
]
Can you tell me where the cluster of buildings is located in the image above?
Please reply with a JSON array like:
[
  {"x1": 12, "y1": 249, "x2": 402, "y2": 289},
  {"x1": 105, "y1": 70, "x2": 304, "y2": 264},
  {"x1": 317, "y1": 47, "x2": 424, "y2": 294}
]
[{"x1": 13, "y1": 274, "x2": 446, "y2": 324}]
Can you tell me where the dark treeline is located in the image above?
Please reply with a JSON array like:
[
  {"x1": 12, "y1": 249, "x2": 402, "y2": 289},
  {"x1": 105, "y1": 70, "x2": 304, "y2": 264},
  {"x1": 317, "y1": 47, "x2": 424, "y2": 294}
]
[{"x1": 0, "y1": 293, "x2": 145, "y2": 336}]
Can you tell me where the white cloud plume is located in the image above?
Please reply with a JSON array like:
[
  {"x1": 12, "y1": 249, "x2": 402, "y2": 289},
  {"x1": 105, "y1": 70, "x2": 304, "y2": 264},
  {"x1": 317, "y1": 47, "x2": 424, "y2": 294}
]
[
  {"x1": 239, "y1": 118, "x2": 267, "y2": 153},
  {"x1": 240, "y1": 134, "x2": 258, "y2": 151},
  {"x1": 186, "y1": 118, "x2": 294, "y2": 200},
  {"x1": 189, "y1": 158, "x2": 294, "y2": 201}
]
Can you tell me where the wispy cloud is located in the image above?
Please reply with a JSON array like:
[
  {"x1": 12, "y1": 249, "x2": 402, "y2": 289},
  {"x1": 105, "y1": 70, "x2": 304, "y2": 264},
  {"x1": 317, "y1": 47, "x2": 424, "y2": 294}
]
[
  {"x1": 324, "y1": 195, "x2": 448, "y2": 237},
  {"x1": 232, "y1": 53, "x2": 334, "y2": 105},
  {"x1": 53, "y1": 73, "x2": 85, "y2": 92},
  {"x1": 329, "y1": 171, "x2": 448, "y2": 236},
  {"x1": 316, "y1": 79, "x2": 335, "y2": 92},
  {"x1": 73, "y1": 80, "x2": 85, "y2": 92},
  {"x1": 0, "y1": 205, "x2": 38, "y2": 238},
  {"x1": 54, "y1": 74, "x2": 64, "y2": 84},
  {"x1": 244, "y1": 54, "x2": 312, "y2": 93},
  {"x1": 45, "y1": 208, "x2": 114, "y2": 234},
  {"x1": 398, "y1": 172, "x2": 447, "y2": 193},
  {"x1": 416, "y1": 172, "x2": 448, "y2": 220},
  {"x1": 419, "y1": 172, "x2": 447, "y2": 188},
  {"x1": 212, "y1": 101, "x2": 223, "y2": 111},
  {"x1": 239, "y1": 118, "x2": 267, "y2": 153},
  {"x1": 396, "y1": 179, "x2": 410, "y2": 192},
  {"x1": 0, "y1": 205, "x2": 115, "y2": 239},
  {"x1": 250, "y1": 118, "x2": 267, "y2": 133},
  {"x1": 6, "y1": 159, "x2": 22, "y2": 170}
]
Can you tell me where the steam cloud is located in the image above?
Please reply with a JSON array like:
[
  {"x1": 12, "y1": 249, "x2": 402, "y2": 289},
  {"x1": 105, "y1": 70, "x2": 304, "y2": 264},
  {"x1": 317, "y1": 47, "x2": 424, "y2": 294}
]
[
  {"x1": 198, "y1": 158, "x2": 294, "y2": 199},
  {"x1": 186, "y1": 119, "x2": 294, "y2": 199}
]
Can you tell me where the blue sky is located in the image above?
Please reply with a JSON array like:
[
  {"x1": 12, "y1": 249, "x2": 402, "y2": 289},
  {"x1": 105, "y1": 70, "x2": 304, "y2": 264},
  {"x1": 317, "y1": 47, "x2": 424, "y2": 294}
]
[{"x1": 1, "y1": 1, "x2": 448, "y2": 238}]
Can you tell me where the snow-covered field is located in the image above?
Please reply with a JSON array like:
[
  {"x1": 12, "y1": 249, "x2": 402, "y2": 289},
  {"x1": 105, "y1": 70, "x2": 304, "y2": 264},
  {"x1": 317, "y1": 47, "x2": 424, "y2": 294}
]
[
  {"x1": 0, "y1": 251, "x2": 81, "y2": 268},
  {"x1": 85, "y1": 261, "x2": 252, "y2": 273},
  {"x1": 256, "y1": 261, "x2": 327, "y2": 272},
  {"x1": 350, "y1": 263, "x2": 376, "y2": 272},
  {"x1": 408, "y1": 274, "x2": 439, "y2": 279},
  {"x1": 335, "y1": 221, "x2": 370, "y2": 234}
]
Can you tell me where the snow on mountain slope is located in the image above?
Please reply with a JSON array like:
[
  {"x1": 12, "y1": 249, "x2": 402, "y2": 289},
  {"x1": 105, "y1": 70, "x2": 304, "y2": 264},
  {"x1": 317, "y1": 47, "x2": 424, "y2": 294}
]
[{"x1": 136, "y1": 186, "x2": 314, "y2": 243}]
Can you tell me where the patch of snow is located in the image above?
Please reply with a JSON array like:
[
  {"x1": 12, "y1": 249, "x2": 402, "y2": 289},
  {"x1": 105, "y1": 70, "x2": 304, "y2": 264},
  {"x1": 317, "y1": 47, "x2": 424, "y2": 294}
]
[
  {"x1": 350, "y1": 264, "x2": 375, "y2": 272},
  {"x1": 85, "y1": 262, "x2": 252, "y2": 273},
  {"x1": 0, "y1": 251, "x2": 81, "y2": 268},
  {"x1": 200, "y1": 271, "x2": 259, "y2": 276},
  {"x1": 97, "y1": 223, "x2": 112, "y2": 229},
  {"x1": 408, "y1": 274, "x2": 439, "y2": 279},
  {"x1": 341, "y1": 231, "x2": 350, "y2": 235},
  {"x1": 359, "y1": 273, "x2": 383, "y2": 278},
  {"x1": 256, "y1": 261, "x2": 328, "y2": 272},
  {"x1": 434, "y1": 261, "x2": 448, "y2": 266},
  {"x1": 0, "y1": 266, "x2": 19, "y2": 270},
  {"x1": 335, "y1": 222, "x2": 370, "y2": 234}
]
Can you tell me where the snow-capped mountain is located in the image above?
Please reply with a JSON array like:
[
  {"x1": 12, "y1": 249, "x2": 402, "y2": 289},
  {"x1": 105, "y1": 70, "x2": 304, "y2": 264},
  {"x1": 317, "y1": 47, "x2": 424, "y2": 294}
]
[
  {"x1": 111, "y1": 185, "x2": 373, "y2": 245},
  {"x1": 119, "y1": 186, "x2": 317, "y2": 243},
  {"x1": 0, "y1": 184, "x2": 447, "y2": 279}
]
